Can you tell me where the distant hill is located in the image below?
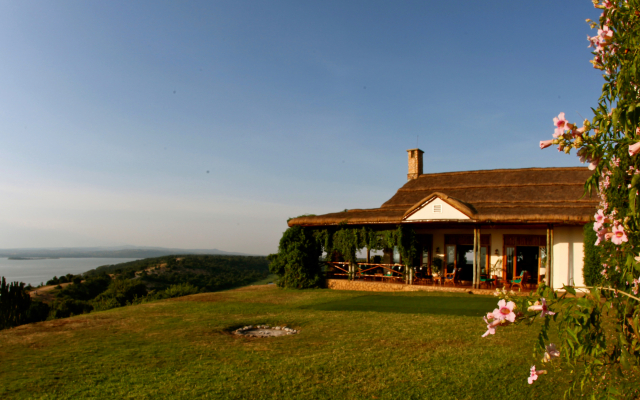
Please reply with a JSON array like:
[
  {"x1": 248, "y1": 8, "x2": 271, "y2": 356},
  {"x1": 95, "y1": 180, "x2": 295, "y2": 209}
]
[{"x1": 0, "y1": 246, "x2": 257, "y2": 259}]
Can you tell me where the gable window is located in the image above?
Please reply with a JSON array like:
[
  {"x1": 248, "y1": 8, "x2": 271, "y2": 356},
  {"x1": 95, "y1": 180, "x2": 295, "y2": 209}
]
[{"x1": 433, "y1": 204, "x2": 442, "y2": 213}]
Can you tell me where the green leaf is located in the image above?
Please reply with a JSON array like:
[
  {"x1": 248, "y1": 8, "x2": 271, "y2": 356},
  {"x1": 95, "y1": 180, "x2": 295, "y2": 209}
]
[{"x1": 564, "y1": 285, "x2": 577, "y2": 296}]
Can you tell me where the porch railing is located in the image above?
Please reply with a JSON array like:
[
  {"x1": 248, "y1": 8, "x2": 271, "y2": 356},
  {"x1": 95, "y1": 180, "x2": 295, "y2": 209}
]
[
  {"x1": 325, "y1": 261, "x2": 405, "y2": 282},
  {"x1": 325, "y1": 261, "x2": 533, "y2": 289}
]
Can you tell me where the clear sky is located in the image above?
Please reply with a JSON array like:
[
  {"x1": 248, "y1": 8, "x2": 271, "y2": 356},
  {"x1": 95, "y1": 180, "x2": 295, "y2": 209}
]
[{"x1": 0, "y1": 1, "x2": 603, "y2": 255}]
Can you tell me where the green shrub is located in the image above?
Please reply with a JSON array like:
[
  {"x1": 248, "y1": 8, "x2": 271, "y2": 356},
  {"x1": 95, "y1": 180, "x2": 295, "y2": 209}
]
[
  {"x1": 162, "y1": 283, "x2": 199, "y2": 299},
  {"x1": 268, "y1": 226, "x2": 324, "y2": 289},
  {"x1": 583, "y1": 222, "x2": 603, "y2": 286},
  {"x1": 46, "y1": 276, "x2": 59, "y2": 285},
  {"x1": 92, "y1": 279, "x2": 148, "y2": 308},
  {"x1": 91, "y1": 297, "x2": 121, "y2": 312},
  {"x1": 57, "y1": 274, "x2": 111, "y2": 301},
  {"x1": 50, "y1": 299, "x2": 93, "y2": 319},
  {"x1": 27, "y1": 300, "x2": 50, "y2": 323}
]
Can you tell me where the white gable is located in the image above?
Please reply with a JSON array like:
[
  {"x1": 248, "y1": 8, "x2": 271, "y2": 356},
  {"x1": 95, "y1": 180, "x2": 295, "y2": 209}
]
[{"x1": 404, "y1": 197, "x2": 470, "y2": 221}]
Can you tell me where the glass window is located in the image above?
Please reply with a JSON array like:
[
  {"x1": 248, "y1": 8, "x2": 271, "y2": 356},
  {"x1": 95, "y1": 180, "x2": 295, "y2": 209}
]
[
  {"x1": 506, "y1": 247, "x2": 515, "y2": 279},
  {"x1": 464, "y1": 249, "x2": 474, "y2": 265},
  {"x1": 539, "y1": 246, "x2": 547, "y2": 278},
  {"x1": 446, "y1": 245, "x2": 455, "y2": 272},
  {"x1": 480, "y1": 247, "x2": 487, "y2": 274},
  {"x1": 421, "y1": 249, "x2": 429, "y2": 269},
  {"x1": 393, "y1": 246, "x2": 400, "y2": 264}
]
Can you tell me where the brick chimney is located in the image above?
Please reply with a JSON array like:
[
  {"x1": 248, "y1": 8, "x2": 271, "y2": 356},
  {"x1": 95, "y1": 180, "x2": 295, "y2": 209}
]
[{"x1": 407, "y1": 148, "x2": 424, "y2": 181}]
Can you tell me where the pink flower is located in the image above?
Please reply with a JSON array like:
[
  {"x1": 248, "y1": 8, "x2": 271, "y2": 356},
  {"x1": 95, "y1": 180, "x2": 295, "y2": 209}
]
[
  {"x1": 596, "y1": 227, "x2": 609, "y2": 246},
  {"x1": 540, "y1": 140, "x2": 553, "y2": 150},
  {"x1": 611, "y1": 224, "x2": 628, "y2": 245},
  {"x1": 553, "y1": 112, "x2": 569, "y2": 137},
  {"x1": 528, "y1": 366, "x2": 547, "y2": 384},
  {"x1": 588, "y1": 159, "x2": 599, "y2": 170},
  {"x1": 528, "y1": 366, "x2": 539, "y2": 384},
  {"x1": 492, "y1": 299, "x2": 516, "y2": 323},
  {"x1": 594, "y1": 209, "x2": 607, "y2": 230},
  {"x1": 481, "y1": 317, "x2": 502, "y2": 338},
  {"x1": 629, "y1": 142, "x2": 640, "y2": 156},
  {"x1": 598, "y1": 25, "x2": 614, "y2": 44},
  {"x1": 527, "y1": 298, "x2": 556, "y2": 317},
  {"x1": 543, "y1": 343, "x2": 560, "y2": 362}
]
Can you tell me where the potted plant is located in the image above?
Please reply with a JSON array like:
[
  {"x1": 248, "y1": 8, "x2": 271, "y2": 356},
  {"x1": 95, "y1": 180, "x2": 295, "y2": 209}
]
[{"x1": 431, "y1": 257, "x2": 443, "y2": 277}]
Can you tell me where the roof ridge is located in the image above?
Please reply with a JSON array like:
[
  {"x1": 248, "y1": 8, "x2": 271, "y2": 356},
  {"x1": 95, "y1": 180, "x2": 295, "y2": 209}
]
[
  {"x1": 415, "y1": 166, "x2": 590, "y2": 179},
  {"x1": 398, "y1": 183, "x2": 585, "y2": 192}
]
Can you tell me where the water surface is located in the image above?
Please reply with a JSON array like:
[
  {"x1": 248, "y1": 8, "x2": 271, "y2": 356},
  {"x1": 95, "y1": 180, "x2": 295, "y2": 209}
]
[{"x1": 0, "y1": 258, "x2": 140, "y2": 286}]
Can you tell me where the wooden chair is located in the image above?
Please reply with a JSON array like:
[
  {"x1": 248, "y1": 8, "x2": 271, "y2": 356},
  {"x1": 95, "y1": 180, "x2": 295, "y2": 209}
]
[
  {"x1": 443, "y1": 267, "x2": 457, "y2": 286},
  {"x1": 480, "y1": 274, "x2": 496, "y2": 289},
  {"x1": 510, "y1": 271, "x2": 530, "y2": 290}
]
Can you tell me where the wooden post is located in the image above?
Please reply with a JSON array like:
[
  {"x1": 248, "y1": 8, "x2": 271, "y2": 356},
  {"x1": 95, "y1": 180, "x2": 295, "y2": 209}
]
[
  {"x1": 473, "y1": 227, "x2": 477, "y2": 289},
  {"x1": 545, "y1": 226, "x2": 550, "y2": 287},
  {"x1": 366, "y1": 247, "x2": 370, "y2": 263}
]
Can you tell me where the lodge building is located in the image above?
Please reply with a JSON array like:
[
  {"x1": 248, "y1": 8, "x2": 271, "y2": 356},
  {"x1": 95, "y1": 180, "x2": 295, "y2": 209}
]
[{"x1": 287, "y1": 149, "x2": 597, "y2": 290}]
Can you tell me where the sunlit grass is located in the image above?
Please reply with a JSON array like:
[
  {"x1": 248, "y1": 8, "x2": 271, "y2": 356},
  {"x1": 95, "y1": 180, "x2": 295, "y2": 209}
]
[{"x1": 0, "y1": 286, "x2": 571, "y2": 399}]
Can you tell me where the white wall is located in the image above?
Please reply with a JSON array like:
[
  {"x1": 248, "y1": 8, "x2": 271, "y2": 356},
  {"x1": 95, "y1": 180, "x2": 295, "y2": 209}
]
[
  {"x1": 552, "y1": 226, "x2": 585, "y2": 289},
  {"x1": 405, "y1": 198, "x2": 470, "y2": 221}
]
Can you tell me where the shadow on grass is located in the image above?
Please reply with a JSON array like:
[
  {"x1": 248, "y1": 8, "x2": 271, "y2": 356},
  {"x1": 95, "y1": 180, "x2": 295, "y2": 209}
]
[{"x1": 302, "y1": 294, "x2": 497, "y2": 317}]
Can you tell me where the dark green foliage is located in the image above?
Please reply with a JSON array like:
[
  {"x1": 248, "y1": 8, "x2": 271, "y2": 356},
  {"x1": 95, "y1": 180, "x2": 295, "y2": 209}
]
[
  {"x1": 27, "y1": 255, "x2": 269, "y2": 319},
  {"x1": 0, "y1": 277, "x2": 32, "y2": 330},
  {"x1": 268, "y1": 226, "x2": 324, "y2": 289},
  {"x1": 93, "y1": 279, "x2": 148, "y2": 308},
  {"x1": 57, "y1": 274, "x2": 112, "y2": 301},
  {"x1": 396, "y1": 225, "x2": 417, "y2": 268},
  {"x1": 583, "y1": 222, "x2": 603, "y2": 286},
  {"x1": 306, "y1": 225, "x2": 418, "y2": 282},
  {"x1": 50, "y1": 299, "x2": 93, "y2": 319},
  {"x1": 26, "y1": 300, "x2": 50, "y2": 323},
  {"x1": 161, "y1": 283, "x2": 200, "y2": 299},
  {"x1": 46, "y1": 276, "x2": 59, "y2": 285},
  {"x1": 134, "y1": 255, "x2": 269, "y2": 292}
]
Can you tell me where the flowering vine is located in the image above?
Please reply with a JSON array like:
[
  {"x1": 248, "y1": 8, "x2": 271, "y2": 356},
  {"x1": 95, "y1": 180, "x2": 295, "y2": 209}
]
[{"x1": 491, "y1": 1, "x2": 640, "y2": 397}]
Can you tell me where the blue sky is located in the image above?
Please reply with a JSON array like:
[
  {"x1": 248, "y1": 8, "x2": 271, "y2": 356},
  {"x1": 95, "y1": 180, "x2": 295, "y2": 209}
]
[{"x1": 0, "y1": 1, "x2": 603, "y2": 254}]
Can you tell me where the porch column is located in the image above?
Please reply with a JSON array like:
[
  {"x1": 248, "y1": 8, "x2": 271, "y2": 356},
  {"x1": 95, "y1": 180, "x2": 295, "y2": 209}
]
[
  {"x1": 476, "y1": 226, "x2": 481, "y2": 288},
  {"x1": 546, "y1": 224, "x2": 554, "y2": 288},
  {"x1": 473, "y1": 227, "x2": 478, "y2": 289},
  {"x1": 366, "y1": 247, "x2": 370, "y2": 263}
]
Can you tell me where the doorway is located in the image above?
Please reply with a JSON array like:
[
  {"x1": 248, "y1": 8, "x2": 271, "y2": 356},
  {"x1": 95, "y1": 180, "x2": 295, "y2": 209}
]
[
  {"x1": 445, "y1": 244, "x2": 489, "y2": 282},
  {"x1": 516, "y1": 247, "x2": 539, "y2": 282}
]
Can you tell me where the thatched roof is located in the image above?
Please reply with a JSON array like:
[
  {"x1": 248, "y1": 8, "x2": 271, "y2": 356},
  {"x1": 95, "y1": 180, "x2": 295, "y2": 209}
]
[{"x1": 288, "y1": 167, "x2": 597, "y2": 227}]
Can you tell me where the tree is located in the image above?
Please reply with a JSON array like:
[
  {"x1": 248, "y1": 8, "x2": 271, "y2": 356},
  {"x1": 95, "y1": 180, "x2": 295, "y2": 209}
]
[
  {"x1": 0, "y1": 277, "x2": 32, "y2": 330},
  {"x1": 268, "y1": 226, "x2": 324, "y2": 289}
]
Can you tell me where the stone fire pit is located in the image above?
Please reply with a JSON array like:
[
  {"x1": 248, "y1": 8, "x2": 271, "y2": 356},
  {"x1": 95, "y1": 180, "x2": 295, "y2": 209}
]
[{"x1": 233, "y1": 325, "x2": 299, "y2": 338}]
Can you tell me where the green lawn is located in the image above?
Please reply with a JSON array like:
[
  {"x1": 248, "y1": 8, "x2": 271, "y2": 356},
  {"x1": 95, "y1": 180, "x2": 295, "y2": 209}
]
[{"x1": 0, "y1": 285, "x2": 570, "y2": 399}]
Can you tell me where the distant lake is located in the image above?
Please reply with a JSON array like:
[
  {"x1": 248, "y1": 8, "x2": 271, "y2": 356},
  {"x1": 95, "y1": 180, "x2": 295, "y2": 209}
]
[{"x1": 0, "y1": 258, "x2": 141, "y2": 286}]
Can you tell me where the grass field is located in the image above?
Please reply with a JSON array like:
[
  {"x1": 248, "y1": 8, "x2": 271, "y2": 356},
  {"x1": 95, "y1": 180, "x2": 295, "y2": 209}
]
[{"x1": 0, "y1": 285, "x2": 571, "y2": 399}]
